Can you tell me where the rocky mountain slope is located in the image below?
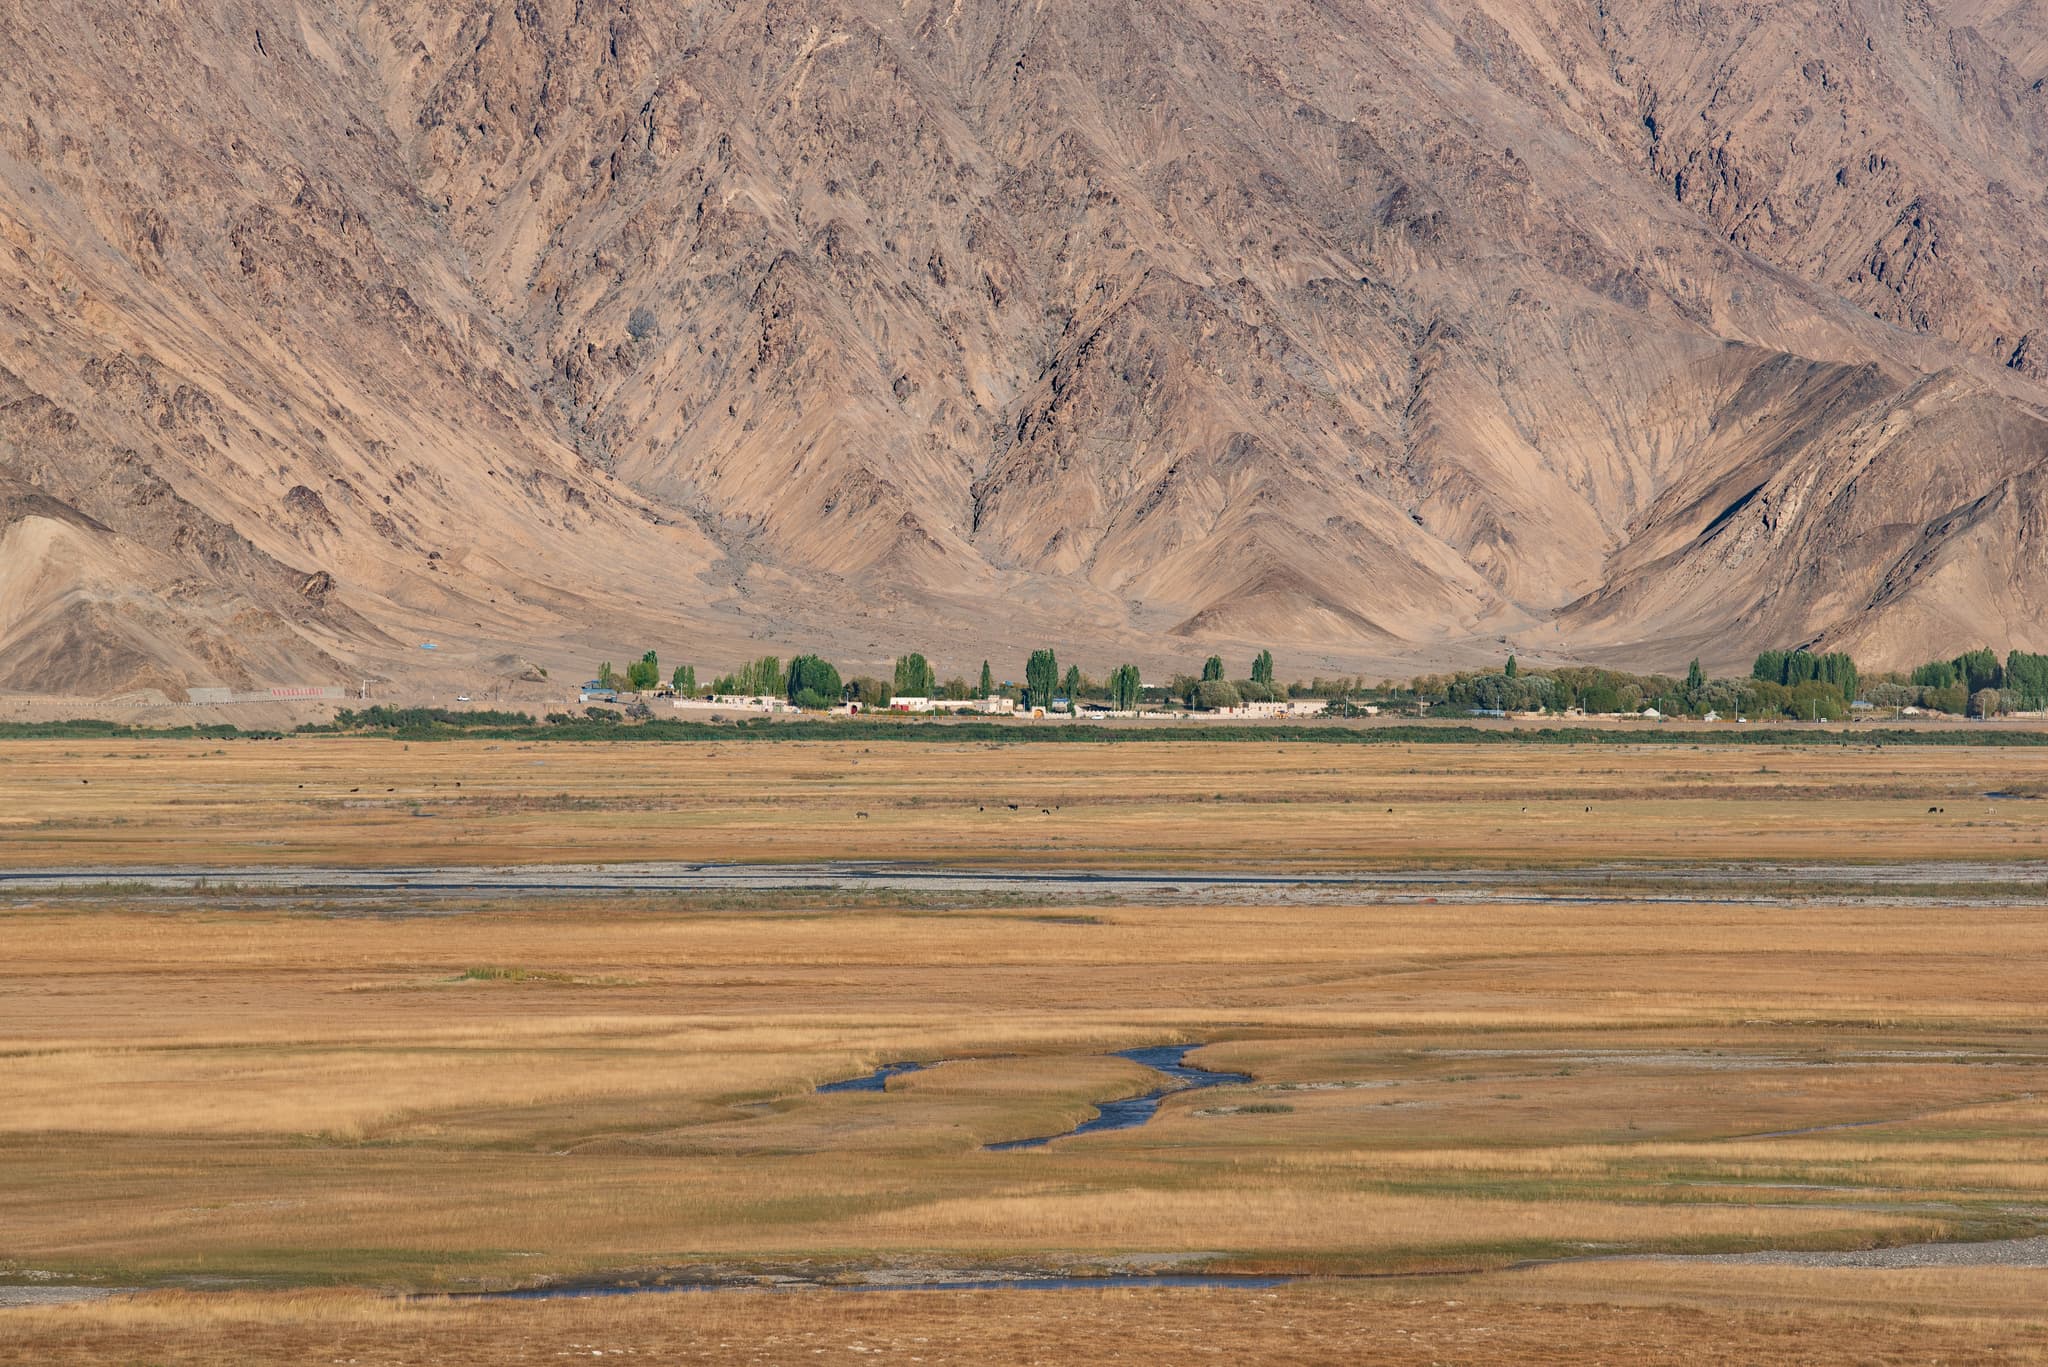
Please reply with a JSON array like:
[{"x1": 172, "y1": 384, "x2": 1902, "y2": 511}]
[{"x1": 2, "y1": 0, "x2": 2046, "y2": 694}]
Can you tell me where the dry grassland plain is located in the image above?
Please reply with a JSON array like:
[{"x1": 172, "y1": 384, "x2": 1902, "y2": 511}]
[
  {"x1": 4, "y1": 738, "x2": 2048, "y2": 1361},
  {"x1": 10, "y1": 1272, "x2": 2048, "y2": 1366},
  {"x1": 1, "y1": 735, "x2": 2046, "y2": 868}
]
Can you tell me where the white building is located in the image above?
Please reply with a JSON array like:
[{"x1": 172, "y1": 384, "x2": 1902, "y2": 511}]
[
  {"x1": 673, "y1": 695, "x2": 799, "y2": 715},
  {"x1": 1211, "y1": 698, "x2": 1332, "y2": 719}
]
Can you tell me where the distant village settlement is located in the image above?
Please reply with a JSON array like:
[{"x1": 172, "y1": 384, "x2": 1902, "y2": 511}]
[
  {"x1": 169, "y1": 646, "x2": 2048, "y2": 727},
  {"x1": 593, "y1": 684, "x2": 1335, "y2": 725}
]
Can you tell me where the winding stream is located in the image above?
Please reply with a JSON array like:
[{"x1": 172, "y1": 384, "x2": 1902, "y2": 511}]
[
  {"x1": 814, "y1": 1045, "x2": 1250, "y2": 1148},
  {"x1": 816, "y1": 1061, "x2": 929, "y2": 1092},
  {"x1": 987, "y1": 1045, "x2": 1251, "y2": 1150},
  {"x1": 468, "y1": 1272, "x2": 1295, "y2": 1299}
]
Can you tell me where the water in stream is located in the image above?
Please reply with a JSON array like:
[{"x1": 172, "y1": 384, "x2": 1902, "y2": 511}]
[
  {"x1": 816, "y1": 1061, "x2": 928, "y2": 1092},
  {"x1": 814, "y1": 1045, "x2": 1249, "y2": 1147},
  {"x1": 987, "y1": 1045, "x2": 1250, "y2": 1150},
  {"x1": 469, "y1": 1272, "x2": 1295, "y2": 1299}
]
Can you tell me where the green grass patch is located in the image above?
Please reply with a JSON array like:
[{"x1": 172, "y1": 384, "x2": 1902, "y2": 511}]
[{"x1": 447, "y1": 966, "x2": 636, "y2": 987}]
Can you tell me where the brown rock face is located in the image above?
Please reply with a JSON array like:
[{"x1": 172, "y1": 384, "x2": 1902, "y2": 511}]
[{"x1": 3, "y1": 0, "x2": 2047, "y2": 691}]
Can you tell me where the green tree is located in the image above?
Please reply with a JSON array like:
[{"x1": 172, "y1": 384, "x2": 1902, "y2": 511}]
[
  {"x1": 1504, "y1": 655, "x2": 1518, "y2": 679},
  {"x1": 749, "y1": 656, "x2": 783, "y2": 695},
  {"x1": 1912, "y1": 659, "x2": 1958, "y2": 689},
  {"x1": 1821, "y1": 652, "x2": 1858, "y2": 703},
  {"x1": 785, "y1": 655, "x2": 843, "y2": 709},
  {"x1": 671, "y1": 664, "x2": 697, "y2": 694},
  {"x1": 1060, "y1": 664, "x2": 1082, "y2": 704},
  {"x1": 1193, "y1": 679, "x2": 1242, "y2": 711},
  {"x1": 1789, "y1": 680, "x2": 1846, "y2": 721},
  {"x1": 2007, "y1": 650, "x2": 2048, "y2": 709},
  {"x1": 1685, "y1": 658, "x2": 1704, "y2": 693},
  {"x1": 1579, "y1": 681, "x2": 1622, "y2": 714},
  {"x1": 1753, "y1": 648, "x2": 1855, "y2": 702},
  {"x1": 1109, "y1": 664, "x2": 1143, "y2": 711},
  {"x1": 1252, "y1": 650, "x2": 1275, "y2": 686},
  {"x1": 717, "y1": 655, "x2": 784, "y2": 697},
  {"x1": 1954, "y1": 648, "x2": 2002, "y2": 694},
  {"x1": 1971, "y1": 687, "x2": 2003, "y2": 719},
  {"x1": 979, "y1": 660, "x2": 994, "y2": 697},
  {"x1": 892, "y1": 653, "x2": 936, "y2": 699},
  {"x1": 845, "y1": 676, "x2": 891, "y2": 708},
  {"x1": 596, "y1": 661, "x2": 619, "y2": 690},
  {"x1": 1025, "y1": 649, "x2": 1059, "y2": 707},
  {"x1": 625, "y1": 650, "x2": 660, "y2": 692},
  {"x1": 1924, "y1": 683, "x2": 1968, "y2": 715},
  {"x1": 1202, "y1": 655, "x2": 1225, "y2": 682}
]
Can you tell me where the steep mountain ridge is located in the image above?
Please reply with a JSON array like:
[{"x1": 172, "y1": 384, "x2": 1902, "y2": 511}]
[{"x1": 2, "y1": 0, "x2": 2045, "y2": 693}]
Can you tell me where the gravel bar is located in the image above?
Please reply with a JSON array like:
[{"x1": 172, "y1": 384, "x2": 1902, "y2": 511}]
[{"x1": 1643, "y1": 1235, "x2": 2048, "y2": 1269}]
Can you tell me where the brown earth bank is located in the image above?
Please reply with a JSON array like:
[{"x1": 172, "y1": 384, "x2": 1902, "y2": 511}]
[{"x1": 4, "y1": 1, "x2": 2048, "y2": 695}]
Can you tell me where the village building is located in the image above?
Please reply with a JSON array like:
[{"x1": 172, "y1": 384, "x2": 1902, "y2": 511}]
[{"x1": 673, "y1": 694, "x2": 799, "y2": 715}]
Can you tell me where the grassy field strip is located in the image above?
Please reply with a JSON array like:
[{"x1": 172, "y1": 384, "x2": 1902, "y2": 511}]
[
  {"x1": 6, "y1": 1271, "x2": 2048, "y2": 1365},
  {"x1": 4, "y1": 739, "x2": 2048, "y2": 868},
  {"x1": 4, "y1": 896, "x2": 2046, "y2": 1294}
]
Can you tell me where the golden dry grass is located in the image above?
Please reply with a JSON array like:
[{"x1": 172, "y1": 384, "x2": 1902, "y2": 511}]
[
  {"x1": 3, "y1": 897, "x2": 2046, "y2": 1295},
  {"x1": 6, "y1": 1277, "x2": 2046, "y2": 1366},
  {"x1": 3, "y1": 737, "x2": 2048, "y2": 867},
  {"x1": 8, "y1": 738, "x2": 2048, "y2": 1359}
]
